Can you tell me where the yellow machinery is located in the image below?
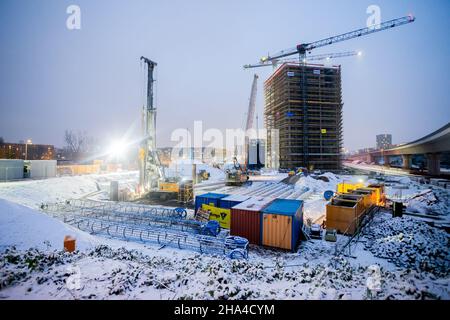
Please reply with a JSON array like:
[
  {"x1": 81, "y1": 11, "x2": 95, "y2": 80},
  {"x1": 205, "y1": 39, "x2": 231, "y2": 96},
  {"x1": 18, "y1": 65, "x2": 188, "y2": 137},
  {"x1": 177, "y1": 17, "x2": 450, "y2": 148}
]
[
  {"x1": 159, "y1": 181, "x2": 179, "y2": 193},
  {"x1": 336, "y1": 182, "x2": 364, "y2": 194}
]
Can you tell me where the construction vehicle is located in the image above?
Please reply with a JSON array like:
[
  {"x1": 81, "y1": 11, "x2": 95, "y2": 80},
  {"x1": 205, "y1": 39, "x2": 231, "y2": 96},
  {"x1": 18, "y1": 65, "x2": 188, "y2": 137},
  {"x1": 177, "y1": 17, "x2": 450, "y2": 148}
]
[
  {"x1": 139, "y1": 56, "x2": 163, "y2": 193},
  {"x1": 197, "y1": 169, "x2": 210, "y2": 182},
  {"x1": 225, "y1": 157, "x2": 249, "y2": 186},
  {"x1": 138, "y1": 56, "x2": 185, "y2": 201}
]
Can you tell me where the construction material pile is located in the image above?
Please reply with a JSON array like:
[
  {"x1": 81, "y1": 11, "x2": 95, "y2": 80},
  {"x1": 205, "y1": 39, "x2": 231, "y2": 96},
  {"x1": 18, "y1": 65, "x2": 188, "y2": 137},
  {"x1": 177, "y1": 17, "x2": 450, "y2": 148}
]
[
  {"x1": 405, "y1": 188, "x2": 449, "y2": 215},
  {"x1": 364, "y1": 214, "x2": 450, "y2": 276}
]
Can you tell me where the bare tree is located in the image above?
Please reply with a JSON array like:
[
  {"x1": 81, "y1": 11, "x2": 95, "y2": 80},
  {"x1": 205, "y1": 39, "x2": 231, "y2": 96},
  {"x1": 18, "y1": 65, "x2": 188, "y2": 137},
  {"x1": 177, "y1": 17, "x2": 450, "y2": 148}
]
[
  {"x1": 0, "y1": 137, "x2": 4, "y2": 144},
  {"x1": 64, "y1": 130, "x2": 96, "y2": 160}
]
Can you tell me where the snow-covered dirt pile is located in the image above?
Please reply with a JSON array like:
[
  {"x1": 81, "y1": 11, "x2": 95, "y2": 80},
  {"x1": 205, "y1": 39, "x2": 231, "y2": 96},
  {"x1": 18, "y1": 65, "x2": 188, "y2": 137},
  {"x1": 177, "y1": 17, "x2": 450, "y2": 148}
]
[
  {"x1": 364, "y1": 214, "x2": 450, "y2": 277},
  {"x1": 404, "y1": 188, "x2": 449, "y2": 216},
  {"x1": 1, "y1": 245, "x2": 448, "y2": 300},
  {"x1": 0, "y1": 199, "x2": 101, "y2": 251},
  {"x1": 295, "y1": 173, "x2": 341, "y2": 222},
  {"x1": 294, "y1": 173, "x2": 339, "y2": 194},
  {"x1": 165, "y1": 159, "x2": 225, "y2": 182}
]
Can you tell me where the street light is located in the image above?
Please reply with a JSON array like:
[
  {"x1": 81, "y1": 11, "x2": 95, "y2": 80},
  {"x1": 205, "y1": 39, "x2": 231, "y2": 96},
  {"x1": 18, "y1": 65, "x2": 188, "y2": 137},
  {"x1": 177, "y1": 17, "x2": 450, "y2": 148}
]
[{"x1": 25, "y1": 139, "x2": 32, "y2": 160}]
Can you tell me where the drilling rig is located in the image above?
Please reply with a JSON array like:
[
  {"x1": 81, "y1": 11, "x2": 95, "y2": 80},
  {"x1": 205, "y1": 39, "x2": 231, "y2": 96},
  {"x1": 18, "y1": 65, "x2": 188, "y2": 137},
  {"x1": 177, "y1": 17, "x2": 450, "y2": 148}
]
[{"x1": 139, "y1": 56, "x2": 164, "y2": 193}]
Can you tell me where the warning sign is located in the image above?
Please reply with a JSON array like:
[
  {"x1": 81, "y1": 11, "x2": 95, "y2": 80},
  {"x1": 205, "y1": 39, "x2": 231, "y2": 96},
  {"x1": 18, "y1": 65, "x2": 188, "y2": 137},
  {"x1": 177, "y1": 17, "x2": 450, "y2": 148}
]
[{"x1": 202, "y1": 204, "x2": 230, "y2": 229}]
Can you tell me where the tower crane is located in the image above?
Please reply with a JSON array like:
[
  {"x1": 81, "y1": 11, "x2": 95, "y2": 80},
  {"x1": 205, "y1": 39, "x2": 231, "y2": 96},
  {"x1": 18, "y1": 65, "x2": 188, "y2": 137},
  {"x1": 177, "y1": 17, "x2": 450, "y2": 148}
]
[
  {"x1": 243, "y1": 51, "x2": 361, "y2": 69},
  {"x1": 251, "y1": 15, "x2": 415, "y2": 65},
  {"x1": 245, "y1": 15, "x2": 415, "y2": 169},
  {"x1": 139, "y1": 56, "x2": 164, "y2": 192}
]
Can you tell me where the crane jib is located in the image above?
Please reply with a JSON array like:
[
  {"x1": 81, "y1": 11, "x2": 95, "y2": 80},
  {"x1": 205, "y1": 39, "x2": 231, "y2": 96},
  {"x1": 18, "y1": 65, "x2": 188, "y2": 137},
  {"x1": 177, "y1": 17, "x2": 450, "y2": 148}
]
[{"x1": 257, "y1": 15, "x2": 415, "y2": 63}]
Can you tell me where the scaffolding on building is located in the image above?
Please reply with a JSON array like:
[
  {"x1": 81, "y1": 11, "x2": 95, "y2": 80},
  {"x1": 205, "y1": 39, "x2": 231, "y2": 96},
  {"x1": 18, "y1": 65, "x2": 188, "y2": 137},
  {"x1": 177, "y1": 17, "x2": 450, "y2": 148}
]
[{"x1": 264, "y1": 63, "x2": 343, "y2": 170}]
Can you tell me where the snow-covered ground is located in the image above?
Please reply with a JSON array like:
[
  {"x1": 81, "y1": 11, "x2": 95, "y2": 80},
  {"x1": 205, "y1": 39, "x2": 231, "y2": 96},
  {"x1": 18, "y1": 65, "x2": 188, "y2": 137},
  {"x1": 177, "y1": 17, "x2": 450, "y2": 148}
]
[
  {"x1": 0, "y1": 170, "x2": 449, "y2": 300},
  {"x1": 0, "y1": 171, "x2": 139, "y2": 209}
]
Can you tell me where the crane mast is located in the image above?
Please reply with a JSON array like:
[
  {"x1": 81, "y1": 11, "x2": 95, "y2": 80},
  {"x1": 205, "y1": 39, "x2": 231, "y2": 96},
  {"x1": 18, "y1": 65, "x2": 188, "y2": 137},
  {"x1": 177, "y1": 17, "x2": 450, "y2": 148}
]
[
  {"x1": 244, "y1": 74, "x2": 258, "y2": 168},
  {"x1": 139, "y1": 56, "x2": 163, "y2": 192}
]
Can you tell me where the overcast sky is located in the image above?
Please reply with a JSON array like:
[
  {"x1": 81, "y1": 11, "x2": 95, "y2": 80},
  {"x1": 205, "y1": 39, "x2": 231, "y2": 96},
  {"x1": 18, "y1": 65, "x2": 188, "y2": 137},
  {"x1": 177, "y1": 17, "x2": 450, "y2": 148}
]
[{"x1": 0, "y1": 0, "x2": 449, "y2": 151}]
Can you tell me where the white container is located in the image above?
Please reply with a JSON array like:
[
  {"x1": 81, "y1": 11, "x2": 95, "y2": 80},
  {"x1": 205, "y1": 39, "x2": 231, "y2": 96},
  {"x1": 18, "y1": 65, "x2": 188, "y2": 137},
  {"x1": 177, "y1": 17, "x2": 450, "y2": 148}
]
[
  {"x1": 0, "y1": 159, "x2": 24, "y2": 181},
  {"x1": 27, "y1": 160, "x2": 57, "y2": 179}
]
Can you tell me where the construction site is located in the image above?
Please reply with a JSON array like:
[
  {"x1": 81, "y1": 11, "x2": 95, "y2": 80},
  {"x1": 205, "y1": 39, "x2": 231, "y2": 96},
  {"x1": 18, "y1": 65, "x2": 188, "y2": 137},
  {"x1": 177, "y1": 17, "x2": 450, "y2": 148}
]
[{"x1": 0, "y1": 3, "x2": 449, "y2": 303}]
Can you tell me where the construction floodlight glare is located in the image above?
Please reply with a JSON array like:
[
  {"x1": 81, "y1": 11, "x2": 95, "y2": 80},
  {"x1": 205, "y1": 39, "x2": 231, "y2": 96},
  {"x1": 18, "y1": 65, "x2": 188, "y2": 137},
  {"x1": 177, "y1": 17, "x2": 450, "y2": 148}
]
[
  {"x1": 108, "y1": 140, "x2": 127, "y2": 157},
  {"x1": 357, "y1": 51, "x2": 363, "y2": 56}
]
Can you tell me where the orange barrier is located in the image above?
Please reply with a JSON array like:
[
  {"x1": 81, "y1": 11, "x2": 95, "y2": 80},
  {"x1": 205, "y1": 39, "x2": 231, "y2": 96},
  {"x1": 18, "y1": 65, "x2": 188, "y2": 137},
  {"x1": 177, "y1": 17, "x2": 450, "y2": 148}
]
[{"x1": 64, "y1": 236, "x2": 76, "y2": 253}]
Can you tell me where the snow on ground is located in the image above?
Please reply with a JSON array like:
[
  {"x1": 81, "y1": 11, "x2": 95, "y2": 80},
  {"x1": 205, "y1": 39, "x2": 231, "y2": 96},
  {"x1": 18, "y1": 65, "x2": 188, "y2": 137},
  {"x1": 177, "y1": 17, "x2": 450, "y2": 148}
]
[
  {"x1": 0, "y1": 199, "x2": 101, "y2": 251},
  {"x1": 0, "y1": 171, "x2": 139, "y2": 209},
  {"x1": 1, "y1": 241, "x2": 448, "y2": 300},
  {"x1": 362, "y1": 212, "x2": 450, "y2": 277},
  {"x1": 0, "y1": 171, "x2": 449, "y2": 300}
]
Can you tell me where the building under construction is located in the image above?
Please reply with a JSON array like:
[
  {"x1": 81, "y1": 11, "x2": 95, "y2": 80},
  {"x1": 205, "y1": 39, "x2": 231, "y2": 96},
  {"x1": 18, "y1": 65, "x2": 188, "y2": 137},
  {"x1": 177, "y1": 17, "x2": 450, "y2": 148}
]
[{"x1": 264, "y1": 63, "x2": 343, "y2": 170}]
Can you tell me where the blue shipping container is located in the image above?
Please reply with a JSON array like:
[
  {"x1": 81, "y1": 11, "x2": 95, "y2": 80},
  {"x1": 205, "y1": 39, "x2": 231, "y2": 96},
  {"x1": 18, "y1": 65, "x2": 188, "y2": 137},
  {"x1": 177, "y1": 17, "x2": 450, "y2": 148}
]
[
  {"x1": 218, "y1": 194, "x2": 251, "y2": 209},
  {"x1": 261, "y1": 199, "x2": 304, "y2": 252},
  {"x1": 195, "y1": 193, "x2": 229, "y2": 213}
]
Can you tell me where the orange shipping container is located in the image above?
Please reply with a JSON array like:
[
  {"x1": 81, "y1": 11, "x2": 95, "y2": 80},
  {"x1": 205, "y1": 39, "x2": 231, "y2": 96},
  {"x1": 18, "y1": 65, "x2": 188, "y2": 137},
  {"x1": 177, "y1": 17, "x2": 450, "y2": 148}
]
[{"x1": 261, "y1": 199, "x2": 304, "y2": 252}]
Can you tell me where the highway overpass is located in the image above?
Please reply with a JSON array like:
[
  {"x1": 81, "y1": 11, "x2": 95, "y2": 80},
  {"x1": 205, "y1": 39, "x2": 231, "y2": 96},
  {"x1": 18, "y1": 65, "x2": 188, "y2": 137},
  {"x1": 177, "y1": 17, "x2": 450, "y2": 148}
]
[{"x1": 347, "y1": 122, "x2": 450, "y2": 176}]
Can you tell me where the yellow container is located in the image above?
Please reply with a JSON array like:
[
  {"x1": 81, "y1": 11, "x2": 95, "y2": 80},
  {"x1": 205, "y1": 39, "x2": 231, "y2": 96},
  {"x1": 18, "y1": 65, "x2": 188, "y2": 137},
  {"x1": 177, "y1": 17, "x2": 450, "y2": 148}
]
[
  {"x1": 326, "y1": 199, "x2": 360, "y2": 235},
  {"x1": 57, "y1": 164, "x2": 100, "y2": 176},
  {"x1": 335, "y1": 194, "x2": 365, "y2": 217},
  {"x1": 336, "y1": 182, "x2": 364, "y2": 194},
  {"x1": 350, "y1": 189, "x2": 374, "y2": 209},
  {"x1": 202, "y1": 204, "x2": 231, "y2": 229},
  {"x1": 159, "y1": 182, "x2": 179, "y2": 193}
]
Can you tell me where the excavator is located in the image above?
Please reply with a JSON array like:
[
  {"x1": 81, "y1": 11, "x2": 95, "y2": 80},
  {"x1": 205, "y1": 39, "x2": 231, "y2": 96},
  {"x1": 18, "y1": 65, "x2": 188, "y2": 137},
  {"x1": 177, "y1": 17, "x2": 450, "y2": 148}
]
[{"x1": 225, "y1": 157, "x2": 249, "y2": 186}]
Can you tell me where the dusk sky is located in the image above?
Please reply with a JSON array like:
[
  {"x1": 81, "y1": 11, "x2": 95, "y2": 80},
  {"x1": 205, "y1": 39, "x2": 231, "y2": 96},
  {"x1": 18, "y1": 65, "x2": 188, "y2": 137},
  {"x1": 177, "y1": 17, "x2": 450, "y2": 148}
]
[{"x1": 1, "y1": 0, "x2": 449, "y2": 151}]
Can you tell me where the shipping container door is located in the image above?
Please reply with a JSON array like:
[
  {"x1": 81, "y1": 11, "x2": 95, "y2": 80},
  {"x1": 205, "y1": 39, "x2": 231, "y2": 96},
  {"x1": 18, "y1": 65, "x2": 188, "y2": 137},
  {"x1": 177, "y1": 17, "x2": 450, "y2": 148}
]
[{"x1": 262, "y1": 214, "x2": 292, "y2": 250}]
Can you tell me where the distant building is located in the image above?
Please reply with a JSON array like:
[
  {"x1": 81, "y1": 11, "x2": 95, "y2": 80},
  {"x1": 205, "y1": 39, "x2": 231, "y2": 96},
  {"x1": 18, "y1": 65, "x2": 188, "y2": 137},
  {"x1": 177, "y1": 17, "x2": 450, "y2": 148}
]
[
  {"x1": 357, "y1": 147, "x2": 376, "y2": 154},
  {"x1": 0, "y1": 142, "x2": 54, "y2": 160},
  {"x1": 376, "y1": 134, "x2": 392, "y2": 150}
]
